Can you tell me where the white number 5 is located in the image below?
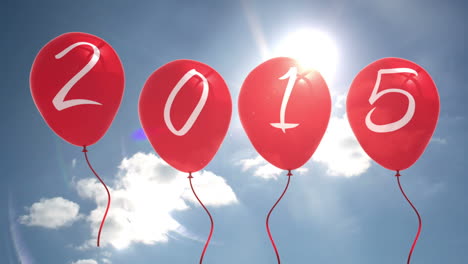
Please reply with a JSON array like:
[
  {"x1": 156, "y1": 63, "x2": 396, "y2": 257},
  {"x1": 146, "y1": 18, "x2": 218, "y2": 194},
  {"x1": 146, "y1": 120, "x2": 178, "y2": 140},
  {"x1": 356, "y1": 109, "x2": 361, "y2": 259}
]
[
  {"x1": 53, "y1": 42, "x2": 102, "y2": 111},
  {"x1": 365, "y1": 68, "x2": 418, "y2": 133}
]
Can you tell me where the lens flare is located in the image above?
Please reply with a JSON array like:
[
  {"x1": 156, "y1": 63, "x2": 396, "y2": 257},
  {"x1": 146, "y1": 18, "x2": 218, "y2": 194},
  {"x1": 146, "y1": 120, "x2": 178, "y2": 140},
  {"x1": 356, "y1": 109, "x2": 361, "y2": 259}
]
[
  {"x1": 8, "y1": 192, "x2": 35, "y2": 264},
  {"x1": 131, "y1": 128, "x2": 147, "y2": 141},
  {"x1": 274, "y1": 28, "x2": 339, "y2": 84}
]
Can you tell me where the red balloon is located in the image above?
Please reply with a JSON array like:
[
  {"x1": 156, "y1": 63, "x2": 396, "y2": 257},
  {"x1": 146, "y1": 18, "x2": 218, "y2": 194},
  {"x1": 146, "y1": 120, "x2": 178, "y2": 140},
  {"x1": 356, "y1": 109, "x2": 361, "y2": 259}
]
[
  {"x1": 30, "y1": 32, "x2": 125, "y2": 147},
  {"x1": 238, "y1": 57, "x2": 331, "y2": 170},
  {"x1": 347, "y1": 57, "x2": 440, "y2": 171},
  {"x1": 139, "y1": 60, "x2": 232, "y2": 173}
]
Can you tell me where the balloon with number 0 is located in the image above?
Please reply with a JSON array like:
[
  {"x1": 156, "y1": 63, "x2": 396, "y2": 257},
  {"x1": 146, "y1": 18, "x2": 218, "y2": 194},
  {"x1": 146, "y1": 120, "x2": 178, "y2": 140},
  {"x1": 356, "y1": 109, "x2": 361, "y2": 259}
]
[
  {"x1": 347, "y1": 57, "x2": 440, "y2": 171},
  {"x1": 139, "y1": 60, "x2": 232, "y2": 173},
  {"x1": 238, "y1": 57, "x2": 331, "y2": 170},
  {"x1": 30, "y1": 32, "x2": 125, "y2": 147}
]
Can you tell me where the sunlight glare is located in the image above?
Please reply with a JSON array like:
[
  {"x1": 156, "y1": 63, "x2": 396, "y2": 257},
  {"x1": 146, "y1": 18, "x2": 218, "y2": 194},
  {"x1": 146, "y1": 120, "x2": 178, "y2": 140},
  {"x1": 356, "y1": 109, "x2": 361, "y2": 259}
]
[{"x1": 274, "y1": 28, "x2": 339, "y2": 84}]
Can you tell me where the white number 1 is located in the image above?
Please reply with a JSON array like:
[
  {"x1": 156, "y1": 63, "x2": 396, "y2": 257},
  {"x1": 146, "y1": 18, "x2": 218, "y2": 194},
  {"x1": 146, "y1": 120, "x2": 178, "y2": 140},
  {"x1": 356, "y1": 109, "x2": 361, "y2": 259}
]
[
  {"x1": 270, "y1": 67, "x2": 300, "y2": 133},
  {"x1": 53, "y1": 42, "x2": 102, "y2": 111},
  {"x1": 365, "y1": 68, "x2": 418, "y2": 133}
]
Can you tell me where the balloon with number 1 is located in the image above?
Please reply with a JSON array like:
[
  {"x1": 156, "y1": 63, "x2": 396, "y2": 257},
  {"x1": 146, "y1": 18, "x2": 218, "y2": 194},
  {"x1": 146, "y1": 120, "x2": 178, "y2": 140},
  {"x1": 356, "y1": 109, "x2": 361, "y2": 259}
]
[{"x1": 238, "y1": 56, "x2": 331, "y2": 263}]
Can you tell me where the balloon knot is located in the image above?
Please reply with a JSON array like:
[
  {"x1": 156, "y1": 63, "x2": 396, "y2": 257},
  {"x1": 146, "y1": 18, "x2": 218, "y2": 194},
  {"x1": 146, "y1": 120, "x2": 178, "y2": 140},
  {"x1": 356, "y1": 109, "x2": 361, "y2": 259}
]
[
  {"x1": 82, "y1": 146, "x2": 88, "y2": 153},
  {"x1": 188, "y1": 172, "x2": 193, "y2": 179},
  {"x1": 395, "y1": 170, "x2": 401, "y2": 177},
  {"x1": 287, "y1": 170, "x2": 293, "y2": 176}
]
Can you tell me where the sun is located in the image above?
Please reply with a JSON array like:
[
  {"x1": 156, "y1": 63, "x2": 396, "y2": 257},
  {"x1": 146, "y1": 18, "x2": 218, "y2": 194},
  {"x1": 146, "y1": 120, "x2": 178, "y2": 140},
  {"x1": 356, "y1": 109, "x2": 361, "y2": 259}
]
[{"x1": 274, "y1": 28, "x2": 339, "y2": 84}]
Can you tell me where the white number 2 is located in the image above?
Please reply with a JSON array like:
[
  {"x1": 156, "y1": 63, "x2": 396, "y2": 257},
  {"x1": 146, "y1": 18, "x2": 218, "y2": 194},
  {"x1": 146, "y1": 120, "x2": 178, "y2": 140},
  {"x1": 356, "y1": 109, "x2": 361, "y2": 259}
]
[
  {"x1": 164, "y1": 69, "x2": 209, "y2": 136},
  {"x1": 365, "y1": 68, "x2": 418, "y2": 133},
  {"x1": 270, "y1": 67, "x2": 300, "y2": 133},
  {"x1": 53, "y1": 42, "x2": 102, "y2": 111}
]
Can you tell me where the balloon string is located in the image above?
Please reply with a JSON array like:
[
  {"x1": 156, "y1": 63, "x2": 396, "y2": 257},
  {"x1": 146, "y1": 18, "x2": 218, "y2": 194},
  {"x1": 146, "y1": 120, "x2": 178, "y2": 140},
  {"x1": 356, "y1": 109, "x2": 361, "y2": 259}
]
[
  {"x1": 188, "y1": 173, "x2": 214, "y2": 264},
  {"x1": 83, "y1": 146, "x2": 111, "y2": 247},
  {"x1": 396, "y1": 171, "x2": 422, "y2": 264},
  {"x1": 266, "y1": 170, "x2": 292, "y2": 264}
]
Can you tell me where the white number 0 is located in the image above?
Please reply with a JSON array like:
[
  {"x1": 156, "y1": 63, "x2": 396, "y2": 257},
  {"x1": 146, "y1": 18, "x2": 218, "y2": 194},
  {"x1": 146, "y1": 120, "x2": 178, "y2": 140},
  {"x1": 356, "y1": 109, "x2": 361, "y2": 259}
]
[
  {"x1": 365, "y1": 68, "x2": 418, "y2": 133},
  {"x1": 53, "y1": 42, "x2": 102, "y2": 111},
  {"x1": 164, "y1": 69, "x2": 209, "y2": 136}
]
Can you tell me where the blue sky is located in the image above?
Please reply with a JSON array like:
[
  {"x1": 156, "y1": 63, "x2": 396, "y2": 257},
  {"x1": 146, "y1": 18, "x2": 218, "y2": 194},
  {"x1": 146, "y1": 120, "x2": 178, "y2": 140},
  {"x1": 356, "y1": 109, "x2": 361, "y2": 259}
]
[{"x1": 2, "y1": 0, "x2": 467, "y2": 263}]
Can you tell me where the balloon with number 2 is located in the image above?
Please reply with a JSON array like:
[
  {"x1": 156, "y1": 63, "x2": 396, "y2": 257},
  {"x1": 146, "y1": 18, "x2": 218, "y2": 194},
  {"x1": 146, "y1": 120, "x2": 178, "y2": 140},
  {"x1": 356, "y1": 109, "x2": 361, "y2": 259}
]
[{"x1": 30, "y1": 32, "x2": 125, "y2": 247}]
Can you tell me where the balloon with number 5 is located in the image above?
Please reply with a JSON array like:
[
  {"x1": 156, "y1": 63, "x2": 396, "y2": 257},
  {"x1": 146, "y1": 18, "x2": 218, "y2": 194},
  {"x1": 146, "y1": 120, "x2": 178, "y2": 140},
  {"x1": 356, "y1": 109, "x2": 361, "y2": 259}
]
[
  {"x1": 239, "y1": 57, "x2": 331, "y2": 170},
  {"x1": 30, "y1": 32, "x2": 125, "y2": 147},
  {"x1": 347, "y1": 57, "x2": 439, "y2": 171}
]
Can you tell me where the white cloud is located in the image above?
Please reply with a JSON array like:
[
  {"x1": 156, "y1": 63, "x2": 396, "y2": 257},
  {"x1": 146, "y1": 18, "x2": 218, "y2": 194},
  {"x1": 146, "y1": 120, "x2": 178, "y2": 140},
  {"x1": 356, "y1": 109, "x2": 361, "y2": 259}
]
[
  {"x1": 71, "y1": 259, "x2": 98, "y2": 264},
  {"x1": 334, "y1": 93, "x2": 346, "y2": 109},
  {"x1": 290, "y1": 180, "x2": 361, "y2": 238},
  {"x1": 19, "y1": 197, "x2": 81, "y2": 229},
  {"x1": 238, "y1": 155, "x2": 265, "y2": 172},
  {"x1": 312, "y1": 115, "x2": 371, "y2": 177},
  {"x1": 76, "y1": 152, "x2": 237, "y2": 250},
  {"x1": 237, "y1": 155, "x2": 309, "y2": 180},
  {"x1": 72, "y1": 158, "x2": 77, "y2": 168},
  {"x1": 238, "y1": 115, "x2": 370, "y2": 178},
  {"x1": 251, "y1": 164, "x2": 283, "y2": 180},
  {"x1": 238, "y1": 156, "x2": 281, "y2": 180},
  {"x1": 430, "y1": 137, "x2": 447, "y2": 144},
  {"x1": 182, "y1": 170, "x2": 238, "y2": 207},
  {"x1": 422, "y1": 182, "x2": 446, "y2": 198}
]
